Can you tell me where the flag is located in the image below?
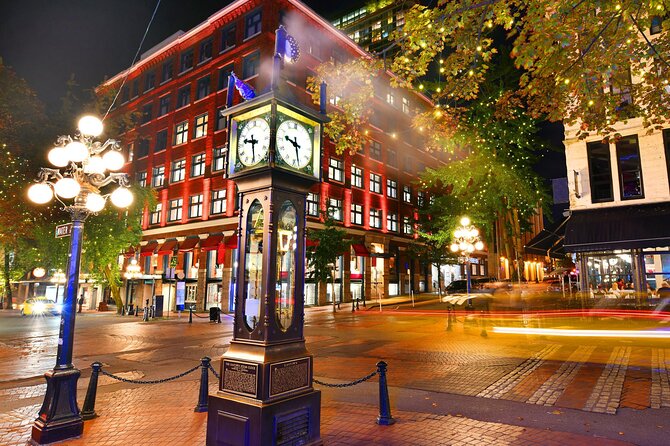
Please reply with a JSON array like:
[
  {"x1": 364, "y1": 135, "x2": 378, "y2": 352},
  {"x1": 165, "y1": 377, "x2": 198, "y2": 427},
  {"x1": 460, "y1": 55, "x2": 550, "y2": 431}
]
[{"x1": 230, "y1": 72, "x2": 255, "y2": 101}]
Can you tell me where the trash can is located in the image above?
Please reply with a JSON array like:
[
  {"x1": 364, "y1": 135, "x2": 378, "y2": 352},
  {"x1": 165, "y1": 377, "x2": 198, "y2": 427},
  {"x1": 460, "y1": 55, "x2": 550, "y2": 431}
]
[
  {"x1": 209, "y1": 306, "x2": 220, "y2": 322},
  {"x1": 154, "y1": 295, "x2": 164, "y2": 317}
]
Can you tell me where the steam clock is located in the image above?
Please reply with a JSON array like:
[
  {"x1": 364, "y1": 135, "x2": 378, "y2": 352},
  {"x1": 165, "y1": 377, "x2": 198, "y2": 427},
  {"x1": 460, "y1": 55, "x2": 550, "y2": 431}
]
[{"x1": 206, "y1": 81, "x2": 327, "y2": 445}]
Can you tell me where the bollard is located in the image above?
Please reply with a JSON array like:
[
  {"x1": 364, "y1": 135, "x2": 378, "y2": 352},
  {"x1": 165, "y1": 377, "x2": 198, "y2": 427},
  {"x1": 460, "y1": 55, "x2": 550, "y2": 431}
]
[
  {"x1": 352, "y1": 298, "x2": 356, "y2": 312},
  {"x1": 194, "y1": 357, "x2": 211, "y2": 412},
  {"x1": 356, "y1": 299, "x2": 360, "y2": 310},
  {"x1": 121, "y1": 305, "x2": 126, "y2": 316},
  {"x1": 480, "y1": 310, "x2": 488, "y2": 337},
  {"x1": 143, "y1": 306, "x2": 149, "y2": 322},
  {"x1": 82, "y1": 362, "x2": 102, "y2": 420},
  {"x1": 446, "y1": 305, "x2": 453, "y2": 332},
  {"x1": 135, "y1": 306, "x2": 139, "y2": 317},
  {"x1": 376, "y1": 361, "x2": 395, "y2": 425},
  {"x1": 189, "y1": 307, "x2": 193, "y2": 324}
]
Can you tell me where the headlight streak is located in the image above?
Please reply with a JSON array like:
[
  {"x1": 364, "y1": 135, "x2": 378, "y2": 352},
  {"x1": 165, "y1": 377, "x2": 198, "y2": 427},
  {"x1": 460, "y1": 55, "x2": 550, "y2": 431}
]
[{"x1": 492, "y1": 326, "x2": 670, "y2": 339}]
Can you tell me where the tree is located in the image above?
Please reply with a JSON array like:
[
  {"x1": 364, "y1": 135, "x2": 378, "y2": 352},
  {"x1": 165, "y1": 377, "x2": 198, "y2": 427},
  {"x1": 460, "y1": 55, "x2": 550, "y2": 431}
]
[
  {"x1": 390, "y1": 0, "x2": 670, "y2": 140},
  {"x1": 307, "y1": 215, "x2": 352, "y2": 312}
]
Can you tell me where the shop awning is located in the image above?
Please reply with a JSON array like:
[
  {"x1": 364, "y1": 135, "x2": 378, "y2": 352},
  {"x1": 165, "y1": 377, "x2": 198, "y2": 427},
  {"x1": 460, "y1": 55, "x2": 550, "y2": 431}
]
[
  {"x1": 178, "y1": 236, "x2": 200, "y2": 252},
  {"x1": 351, "y1": 243, "x2": 370, "y2": 257},
  {"x1": 524, "y1": 219, "x2": 567, "y2": 259},
  {"x1": 123, "y1": 246, "x2": 136, "y2": 258},
  {"x1": 225, "y1": 235, "x2": 238, "y2": 249},
  {"x1": 200, "y1": 233, "x2": 224, "y2": 251},
  {"x1": 564, "y1": 203, "x2": 670, "y2": 253},
  {"x1": 306, "y1": 238, "x2": 319, "y2": 247},
  {"x1": 140, "y1": 241, "x2": 158, "y2": 257},
  {"x1": 157, "y1": 239, "x2": 178, "y2": 255}
]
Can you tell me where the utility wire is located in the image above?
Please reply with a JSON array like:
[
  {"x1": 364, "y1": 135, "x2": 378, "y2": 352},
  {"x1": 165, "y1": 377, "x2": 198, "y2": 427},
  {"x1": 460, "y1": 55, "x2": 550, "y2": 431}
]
[{"x1": 102, "y1": 0, "x2": 162, "y2": 122}]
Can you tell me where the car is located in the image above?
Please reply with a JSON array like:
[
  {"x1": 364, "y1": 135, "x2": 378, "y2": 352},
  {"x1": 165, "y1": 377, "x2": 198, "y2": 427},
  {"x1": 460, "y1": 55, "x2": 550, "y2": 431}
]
[
  {"x1": 19, "y1": 297, "x2": 62, "y2": 316},
  {"x1": 445, "y1": 277, "x2": 497, "y2": 294}
]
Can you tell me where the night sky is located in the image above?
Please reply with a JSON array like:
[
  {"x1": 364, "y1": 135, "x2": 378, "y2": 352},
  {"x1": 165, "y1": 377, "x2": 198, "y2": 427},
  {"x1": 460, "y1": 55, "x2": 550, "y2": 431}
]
[{"x1": 0, "y1": 0, "x2": 565, "y2": 180}]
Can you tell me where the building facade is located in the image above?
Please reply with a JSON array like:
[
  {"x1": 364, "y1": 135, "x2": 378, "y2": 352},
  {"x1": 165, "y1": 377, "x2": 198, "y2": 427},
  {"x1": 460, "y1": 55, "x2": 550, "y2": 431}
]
[{"x1": 102, "y1": 0, "x2": 445, "y2": 313}]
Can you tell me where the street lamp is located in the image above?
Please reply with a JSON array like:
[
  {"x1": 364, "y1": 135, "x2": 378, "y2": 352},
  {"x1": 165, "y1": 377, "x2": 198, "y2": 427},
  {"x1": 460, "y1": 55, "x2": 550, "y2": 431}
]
[
  {"x1": 450, "y1": 216, "x2": 484, "y2": 309},
  {"x1": 124, "y1": 258, "x2": 142, "y2": 314},
  {"x1": 27, "y1": 115, "x2": 132, "y2": 445}
]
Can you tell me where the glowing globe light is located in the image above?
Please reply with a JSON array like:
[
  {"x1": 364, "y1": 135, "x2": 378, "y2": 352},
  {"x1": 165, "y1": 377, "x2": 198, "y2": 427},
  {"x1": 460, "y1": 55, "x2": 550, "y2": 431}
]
[
  {"x1": 33, "y1": 267, "x2": 46, "y2": 278},
  {"x1": 85, "y1": 193, "x2": 106, "y2": 212},
  {"x1": 78, "y1": 115, "x2": 103, "y2": 137},
  {"x1": 65, "y1": 141, "x2": 88, "y2": 163},
  {"x1": 28, "y1": 183, "x2": 54, "y2": 204},
  {"x1": 475, "y1": 241, "x2": 484, "y2": 251},
  {"x1": 102, "y1": 150, "x2": 125, "y2": 171},
  {"x1": 85, "y1": 156, "x2": 106, "y2": 175},
  {"x1": 450, "y1": 243, "x2": 459, "y2": 252},
  {"x1": 54, "y1": 178, "x2": 81, "y2": 199},
  {"x1": 460, "y1": 216, "x2": 471, "y2": 226},
  {"x1": 110, "y1": 187, "x2": 133, "y2": 208},
  {"x1": 48, "y1": 146, "x2": 69, "y2": 167}
]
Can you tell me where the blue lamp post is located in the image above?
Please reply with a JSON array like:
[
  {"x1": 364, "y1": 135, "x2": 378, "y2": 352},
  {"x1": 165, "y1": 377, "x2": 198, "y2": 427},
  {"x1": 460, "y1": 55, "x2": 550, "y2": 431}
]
[
  {"x1": 27, "y1": 116, "x2": 133, "y2": 445},
  {"x1": 450, "y1": 217, "x2": 484, "y2": 309}
]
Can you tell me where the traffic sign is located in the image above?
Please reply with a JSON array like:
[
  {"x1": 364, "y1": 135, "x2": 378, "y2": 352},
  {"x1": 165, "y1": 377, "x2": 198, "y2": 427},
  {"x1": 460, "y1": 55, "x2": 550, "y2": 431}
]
[{"x1": 55, "y1": 223, "x2": 73, "y2": 238}]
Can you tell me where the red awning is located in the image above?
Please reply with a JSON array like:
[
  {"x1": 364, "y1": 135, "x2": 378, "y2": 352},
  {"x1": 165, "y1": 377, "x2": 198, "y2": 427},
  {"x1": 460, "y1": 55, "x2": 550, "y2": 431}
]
[
  {"x1": 306, "y1": 238, "x2": 319, "y2": 247},
  {"x1": 157, "y1": 239, "x2": 178, "y2": 255},
  {"x1": 178, "y1": 236, "x2": 200, "y2": 252},
  {"x1": 200, "y1": 233, "x2": 224, "y2": 251},
  {"x1": 140, "y1": 241, "x2": 158, "y2": 257},
  {"x1": 351, "y1": 243, "x2": 370, "y2": 257},
  {"x1": 225, "y1": 235, "x2": 238, "y2": 249},
  {"x1": 123, "y1": 246, "x2": 136, "y2": 258},
  {"x1": 217, "y1": 243, "x2": 226, "y2": 264}
]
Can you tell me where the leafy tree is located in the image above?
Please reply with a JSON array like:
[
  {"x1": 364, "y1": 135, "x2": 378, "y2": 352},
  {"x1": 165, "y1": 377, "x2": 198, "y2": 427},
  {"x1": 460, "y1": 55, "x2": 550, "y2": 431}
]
[
  {"x1": 390, "y1": 0, "x2": 670, "y2": 140},
  {"x1": 307, "y1": 215, "x2": 352, "y2": 312}
]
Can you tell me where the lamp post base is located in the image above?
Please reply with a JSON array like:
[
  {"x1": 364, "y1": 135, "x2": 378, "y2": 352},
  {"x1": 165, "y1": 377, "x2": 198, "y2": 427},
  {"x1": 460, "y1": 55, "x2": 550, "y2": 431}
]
[{"x1": 30, "y1": 367, "x2": 83, "y2": 445}]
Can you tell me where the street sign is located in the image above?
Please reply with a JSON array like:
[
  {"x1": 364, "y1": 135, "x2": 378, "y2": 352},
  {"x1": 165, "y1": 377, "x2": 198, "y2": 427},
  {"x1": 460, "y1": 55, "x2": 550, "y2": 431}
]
[{"x1": 55, "y1": 223, "x2": 73, "y2": 238}]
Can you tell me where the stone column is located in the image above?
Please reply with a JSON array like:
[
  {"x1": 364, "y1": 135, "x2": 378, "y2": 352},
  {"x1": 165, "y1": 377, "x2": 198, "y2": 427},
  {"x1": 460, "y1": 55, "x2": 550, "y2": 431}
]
[
  {"x1": 196, "y1": 250, "x2": 208, "y2": 310},
  {"x1": 343, "y1": 250, "x2": 352, "y2": 303}
]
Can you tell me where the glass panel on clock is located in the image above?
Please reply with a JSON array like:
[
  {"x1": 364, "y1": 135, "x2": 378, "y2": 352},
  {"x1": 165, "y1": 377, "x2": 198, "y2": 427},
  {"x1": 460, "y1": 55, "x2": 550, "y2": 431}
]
[
  {"x1": 275, "y1": 200, "x2": 297, "y2": 331},
  {"x1": 244, "y1": 200, "x2": 264, "y2": 331}
]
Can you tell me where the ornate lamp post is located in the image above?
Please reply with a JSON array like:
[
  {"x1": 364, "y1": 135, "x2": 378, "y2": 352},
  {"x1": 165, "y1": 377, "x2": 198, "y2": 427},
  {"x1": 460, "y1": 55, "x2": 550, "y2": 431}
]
[
  {"x1": 450, "y1": 217, "x2": 484, "y2": 309},
  {"x1": 124, "y1": 258, "x2": 142, "y2": 314},
  {"x1": 27, "y1": 115, "x2": 133, "y2": 445}
]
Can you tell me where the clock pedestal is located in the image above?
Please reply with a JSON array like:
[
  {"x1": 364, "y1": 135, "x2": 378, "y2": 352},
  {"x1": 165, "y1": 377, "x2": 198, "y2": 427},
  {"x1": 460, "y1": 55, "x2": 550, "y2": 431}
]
[{"x1": 206, "y1": 92, "x2": 326, "y2": 446}]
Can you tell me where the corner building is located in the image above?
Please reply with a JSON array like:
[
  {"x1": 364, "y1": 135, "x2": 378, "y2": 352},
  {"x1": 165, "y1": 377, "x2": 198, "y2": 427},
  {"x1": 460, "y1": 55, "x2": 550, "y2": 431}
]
[{"x1": 103, "y1": 0, "x2": 443, "y2": 314}]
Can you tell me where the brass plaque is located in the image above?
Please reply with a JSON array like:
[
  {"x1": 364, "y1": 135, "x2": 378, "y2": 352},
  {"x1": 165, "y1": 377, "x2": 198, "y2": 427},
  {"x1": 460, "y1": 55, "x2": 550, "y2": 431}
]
[
  {"x1": 223, "y1": 360, "x2": 258, "y2": 398},
  {"x1": 270, "y1": 357, "x2": 310, "y2": 397}
]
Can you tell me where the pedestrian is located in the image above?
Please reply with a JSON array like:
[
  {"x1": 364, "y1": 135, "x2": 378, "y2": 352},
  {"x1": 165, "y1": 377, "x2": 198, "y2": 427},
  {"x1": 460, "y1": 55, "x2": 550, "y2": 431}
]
[
  {"x1": 657, "y1": 281, "x2": 670, "y2": 299},
  {"x1": 77, "y1": 293, "x2": 84, "y2": 313}
]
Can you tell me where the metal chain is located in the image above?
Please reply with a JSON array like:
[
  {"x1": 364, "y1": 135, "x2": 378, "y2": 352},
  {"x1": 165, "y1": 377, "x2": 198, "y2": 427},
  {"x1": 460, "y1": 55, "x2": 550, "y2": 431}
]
[
  {"x1": 207, "y1": 363, "x2": 220, "y2": 380},
  {"x1": 99, "y1": 364, "x2": 202, "y2": 385},
  {"x1": 313, "y1": 370, "x2": 377, "y2": 388},
  {"x1": 192, "y1": 312, "x2": 210, "y2": 319}
]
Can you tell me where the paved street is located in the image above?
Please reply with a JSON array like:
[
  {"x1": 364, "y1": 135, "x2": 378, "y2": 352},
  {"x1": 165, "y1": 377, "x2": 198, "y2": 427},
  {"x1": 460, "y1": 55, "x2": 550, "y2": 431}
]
[{"x1": 1, "y1": 295, "x2": 669, "y2": 445}]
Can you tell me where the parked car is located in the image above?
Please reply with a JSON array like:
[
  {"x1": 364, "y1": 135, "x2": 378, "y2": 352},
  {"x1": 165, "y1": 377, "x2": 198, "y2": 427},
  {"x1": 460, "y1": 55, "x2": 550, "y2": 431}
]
[
  {"x1": 19, "y1": 297, "x2": 61, "y2": 316},
  {"x1": 445, "y1": 277, "x2": 497, "y2": 294}
]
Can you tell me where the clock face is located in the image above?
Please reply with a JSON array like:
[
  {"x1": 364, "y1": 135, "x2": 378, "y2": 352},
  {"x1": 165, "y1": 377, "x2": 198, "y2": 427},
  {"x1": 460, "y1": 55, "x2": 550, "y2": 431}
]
[
  {"x1": 237, "y1": 117, "x2": 270, "y2": 166},
  {"x1": 276, "y1": 119, "x2": 313, "y2": 169}
]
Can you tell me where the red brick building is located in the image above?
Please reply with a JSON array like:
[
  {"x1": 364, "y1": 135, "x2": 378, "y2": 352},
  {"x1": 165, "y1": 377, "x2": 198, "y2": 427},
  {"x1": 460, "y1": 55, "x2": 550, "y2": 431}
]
[{"x1": 102, "y1": 0, "x2": 447, "y2": 313}]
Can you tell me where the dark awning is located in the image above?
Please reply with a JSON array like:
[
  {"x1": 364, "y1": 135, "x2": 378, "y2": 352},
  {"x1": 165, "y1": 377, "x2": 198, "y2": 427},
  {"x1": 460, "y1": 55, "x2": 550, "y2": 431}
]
[
  {"x1": 140, "y1": 241, "x2": 158, "y2": 257},
  {"x1": 352, "y1": 243, "x2": 370, "y2": 257},
  {"x1": 157, "y1": 239, "x2": 178, "y2": 255},
  {"x1": 178, "y1": 236, "x2": 200, "y2": 252},
  {"x1": 564, "y1": 203, "x2": 670, "y2": 253},
  {"x1": 200, "y1": 233, "x2": 224, "y2": 251},
  {"x1": 524, "y1": 219, "x2": 567, "y2": 259},
  {"x1": 123, "y1": 246, "x2": 136, "y2": 258},
  {"x1": 306, "y1": 238, "x2": 319, "y2": 247},
  {"x1": 225, "y1": 235, "x2": 238, "y2": 249}
]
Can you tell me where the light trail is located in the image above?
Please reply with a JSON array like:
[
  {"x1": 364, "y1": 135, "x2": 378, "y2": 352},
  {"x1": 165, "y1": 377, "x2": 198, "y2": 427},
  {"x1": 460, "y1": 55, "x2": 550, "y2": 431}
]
[{"x1": 492, "y1": 326, "x2": 670, "y2": 338}]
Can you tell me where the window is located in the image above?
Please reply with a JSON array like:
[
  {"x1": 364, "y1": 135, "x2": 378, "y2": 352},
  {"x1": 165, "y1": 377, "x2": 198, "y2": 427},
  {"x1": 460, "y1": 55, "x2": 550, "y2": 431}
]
[
  {"x1": 217, "y1": 64, "x2": 234, "y2": 90},
  {"x1": 215, "y1": 107, "x2": 226, "y2": 131},
  {"x1": 193, "y1": 113, "x2": 208, "y2": 139},
  {"x1": 387, "y1": 213, "x2": 398, "y2": 232},
  {"x1": 137, "y1": 139, "x2": 150, "y2": 158},
  {"x1": 403, "y1": 216, "x2": 413, "y2": 235},
  {"x1": 141, "y1": 103, "x2": 152, "y2": 124},
  {"x1": 180, "y1": 48, "x2": 194, "y2": 72},
  {"x1": 221, "y1": 24, "x2": 237, "y2": 52},
  {"x1": 150, "y1": 203, "x2": 162, "y2": 225},
  {"x1": 151, "y1": 166, "x2": 165, "y2": 187},
  {"x1": 189, "y1": 194, "x2": 203, "y2": 218},
  {"x1": 417, "y1": 191, "x2": 425, "y2": 207},
  {"x1": 155, "y1": 129, "x2": 168, "y2": 152},
  {"x1": 171, "y1": 159, "x2": 186, "y2": 183},
  {"x1": 120, "y1": 86, "x2": 129, "y2": 104},
  {"x1": 328, "y1": 198, "x2": 342, "y2": 221},
  {"x1": 144, "y1": 72, "x2": 155, "y2": 92},
  {"x1": 191, "y1": 153, "x2": 206, "y2": 177},
  {"x1": 616, "y1": 135, "x2": 644, "y2": 200},
  {"x1": 387, "y1": 148, "x2": 396, "y2": 166},
  {"x1": 403, "y1": 185, "x2": 412, "y2": 203},
  {"x1": 651, "y1": 15, "x2": 663, "y2": 35},
  {"x1": 370, "y1": 173, "x2": 382, "y2": 194},
  {"x1": 307, "y1": 193, "x2": 319, "y2": 216},
  {"x1": 199, "y1": 38, "x2": 212, "y2": 63},
  {"x1": 174, "y1": 121, "x2": 188, "y2": 145},
  {"x1": 329, "y1": 95, "x2": 342, "y2": 106},
  {"x1": 158, "y1": 95, "x2": 171, "y2": 117},
  {"x1": 610, "y1": 69, "x2": 633, "y2": 112},
  {"x1": 386, "y1": 179, "x2": 397, "y2": 198},
  {"x1": 152, "y1": 166, "x2": 165, "y2": 188},
  {"x1": 402, "y1": 97, "x2": 410, "y2": 114},
  {"x1": 351, "y1": 203, "x2": 363, "y2": 225},
  {"x1": 351, "y1": 165, "x2": 363, "y2": 188},
  {"x1": 126, "y1": 142, "x2": 134, "y2": 162},
  {"x1": 370, "y1": 141, "x2": 382, "y2": 160},
  {"x1": 168, "y1": 198, "x2": 183, "y2": 222},
  {"x1": 196, "y1": 76, "x2": 210, "y2": 100},
  {"x1": 161, "y1": 60, "x2": 173, "y2": 83},
  {"x1": 386, "y1": 91, "x2": 395, "y2": 106},
  {"x1": 329, "y1": 158, "x2": 344, "y2": 182},
  {"x1": 211, "y1": 189, "x2": 227, "y2": 215},
  {"x1": 245, "y1": 9, "x2": 262, "y2": 39},
  {"x1": 404, "y1": 156, "x2": 413, "y2": 172},
  {"x1": 177, "y1": 85, "x2": 191, "y2": 109},
  {"x1": 213, "y1": 147, "x2": 226, "y2": 172},
  {"x1": 136, "y1": 171, "x2": 147, "y2": 187},
  {"x1": 242, "y1": 51, "x2": 260, "y2": 78},
  {"x1": 369, "y1": 208, "x2": 382, "y2": 229},
  {"x1": 587, "y1": 141, "x2": 613, "y2": 203},
  {"x1": 131, "y1": 79, "x2": 139, "y2": 98}
]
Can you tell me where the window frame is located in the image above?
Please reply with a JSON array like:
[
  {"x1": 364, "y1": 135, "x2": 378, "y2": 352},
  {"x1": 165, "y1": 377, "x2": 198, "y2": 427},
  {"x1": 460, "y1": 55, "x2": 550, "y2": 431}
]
[
  {"x1": 170, "y1": 158, "x2": 186, "y2": 183},
  {"x1": 150, "y1": 202, "x2": 162, "y2": 225},
  {"x1": 329, "y1": 158, "x2": 344, "y2": 183},
  {"x1": 615, "y1": 134, "x2": 644, "y2": 200},
  {"x1": 307, "y1": 193, "x2": 320, "y2": 217},
  {"x1": 351, "y1": 165, "x2": 363, "y2": 188},
  {"x1": 193, "y1": 113, "x2": 208, "y2": 139},
  {"x1": 351, "y1": 203, "x2": 363, "y2": 225},
  {"x1": 211, "y1": 189, "x2": 227, "y2": 215},
  {"x1": 196, "y1": 75, "x2": 211, "y2": 100},
  {"x1": 212, "y1": 147, "x2": 226, "y2": 172},
  {"x1": 369, "y1": 172, "x2": 382, "y2": 194},
  {"x1": 370, "y1": 140, "x2": 382, "y2": 161},
  {"x1": 158, "y1": 95, "x2": 171, "y2": 117},
  {"x1": 244, "y1": 9, "x2": 262, "y2": 40},
  {"x1": 177, "y1": 85, "x2": 190, "y2": 109},
  {"x1": 386, "y1": 179, "x2": 397, "y2": 198},
  {"x1": 328, "y1": 198, "x2": 343, "y2": 221},
  {"x1": 189, "y1": 194, "x2": 204, "y2": 218},
  {"x1": 179, "y1": 48, "x2": 194, "y2": 73},
  {"x1": 191, "y1": 153, "x2": 206, "y2": 178},
  {"x1": 387, "y1": 213, "x2": 398, "y2": 232},
  {"x1": 199, "y1": 38, "x2": 213, "y2": 64},
  {"x1": 369, "y1": 208, "x2": 382, "y2": 229},
  {"x1": 174, "y1": 121, "x2": 189, "y2": 146},
  {"x1": 242, "y1": 51, "x2": 261, "y2": 79},
  {"x1": 586, "y1": 140, "x2": 614, "y2": 203},
  {"x1": 154, "y1": 129, "x2": 168, "y2": 153},
  {"x1": 152, "y1": 166, "x2": 165, "y2": 188},
  {"x1": 220, "y1": 23, "x2": 237, "y2": 53},
  {"x1": 168, "y1": 198, "x2": 183, "y2": 222}
]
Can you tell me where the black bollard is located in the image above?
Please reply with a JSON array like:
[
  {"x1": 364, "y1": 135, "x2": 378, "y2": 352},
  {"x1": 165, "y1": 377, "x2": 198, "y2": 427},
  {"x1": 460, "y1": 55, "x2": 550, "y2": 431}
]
[
  {"x1": 352, "y1": 298, "x2": 356, "y2": 312},
  {"x1": 194, "y1": 357, "x2": 211, "y2": 412},
  {"x1": 356, "y1": 299, "x2": 360, "y2": 310},
  {"x1": 143, "y1": 305, "x2": 149, "y2": 322},
  {"x1": 376, "y1": 361, "x2": 395, "y2": 425},
  {"x1": 121, "y1": 306, "x2": 126, "y2": 316},
  {"x1": 189, "y1": 307, "x2": 193, "y2": 324},
  {"x1": 82, "y1": 362, "x2": 102, "y2": 420},
  {"x1": 135, "y1": 306, "x2": 139, "y2": 317}
]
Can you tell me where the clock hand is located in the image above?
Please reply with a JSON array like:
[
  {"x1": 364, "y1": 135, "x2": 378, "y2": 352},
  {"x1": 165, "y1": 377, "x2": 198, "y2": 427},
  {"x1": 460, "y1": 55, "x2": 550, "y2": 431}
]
[{"x1": 244, "y1": 136, "x2": 259, "y2": 161}]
